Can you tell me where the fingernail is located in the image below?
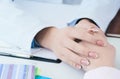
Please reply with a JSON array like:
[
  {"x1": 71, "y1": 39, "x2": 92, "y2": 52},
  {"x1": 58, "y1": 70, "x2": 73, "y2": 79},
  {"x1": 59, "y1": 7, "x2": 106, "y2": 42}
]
[
  {"x1": 96, "y1": 40, "x2": 104, "y2": 46},
  {"x1": 91, "y1": 28, "x2": 99, "y2": 33},
  {"x1": 88, "y1": 51, "x2": 98, "y2": 59},
  {"x1": 75, "y1": 64, "x2": 81, "y2": 69},
  {"x1": 81, "y1": 59, "x2": 89, "y2": 66}
]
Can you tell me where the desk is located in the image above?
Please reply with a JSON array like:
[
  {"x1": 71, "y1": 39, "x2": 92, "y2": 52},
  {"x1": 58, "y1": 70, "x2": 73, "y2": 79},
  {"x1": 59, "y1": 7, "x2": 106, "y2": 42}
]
[{"x1": 0, "y1": 37, "x2": 119, "y2": 79}]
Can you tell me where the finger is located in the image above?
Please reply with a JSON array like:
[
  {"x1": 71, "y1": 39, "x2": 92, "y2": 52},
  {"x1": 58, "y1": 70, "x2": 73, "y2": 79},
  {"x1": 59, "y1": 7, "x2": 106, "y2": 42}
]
[
  {"x1": 88, "y1": 28, "x2": 99, "y2": 35},
  {"x1": 70, "y1": 27, "x2": 105, "y2": 46},
  {"x1": 63, "y1": 57, "x2": 82, "y2": 69},
  {"x1": 62, "y1": 39, "x2": 98, "y2": 59},
  {"x1": 91, "y1": 28, "x2": 108, "y2": 46},
  {"x1": 87, "y1": 26, "x2": 107, "y2": 45},
  {"x1": 63, "y1": 39, "x2": 89, "y2": 56},
  {"x1": 79, "y1": 41, "x2": 99, "y2": 59},
  {"x1": 57, "y1": 48, "x2": 90, "y2": 67},
  {"x1": 56, "y1": 48, "x2": 81, "y2": 69},
  {"x1": 76, "y1": 22, "x2": 107, "y2": 46},
  {"x1": 88, "y1": 26, "x2": 105, "y2": 38}
]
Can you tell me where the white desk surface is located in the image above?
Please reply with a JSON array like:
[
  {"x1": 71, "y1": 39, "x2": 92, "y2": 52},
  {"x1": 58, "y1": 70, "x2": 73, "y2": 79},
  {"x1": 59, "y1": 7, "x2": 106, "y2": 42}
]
[{"x1": 0, "y1": 37, "x2": 119, "y2": 79}]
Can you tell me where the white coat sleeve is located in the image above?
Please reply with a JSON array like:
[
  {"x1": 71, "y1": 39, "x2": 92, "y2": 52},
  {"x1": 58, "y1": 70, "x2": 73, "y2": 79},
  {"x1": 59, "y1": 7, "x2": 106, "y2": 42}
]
[
  {"x1": 83, "y1": 67, "x2": 120, "y2": 79},
  {"x1": 0, "y1": 0, "x2": 120, "y2": 53},
  {"x1": 0, "y1": 1, "x2": 59, "y2": 53},
  {"x1": 19, "y1": 0, "x2": 120, "y2": 32},
  {"x1": 76, "y1": 0, "x2": 120, "y2": 32}
]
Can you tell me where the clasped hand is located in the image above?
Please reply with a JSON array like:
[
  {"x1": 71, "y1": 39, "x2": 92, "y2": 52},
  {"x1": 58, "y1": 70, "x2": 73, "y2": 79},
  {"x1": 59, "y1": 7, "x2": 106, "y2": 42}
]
[{"x1": 35, "y1": 19, "x2": 114, "y2": 70}]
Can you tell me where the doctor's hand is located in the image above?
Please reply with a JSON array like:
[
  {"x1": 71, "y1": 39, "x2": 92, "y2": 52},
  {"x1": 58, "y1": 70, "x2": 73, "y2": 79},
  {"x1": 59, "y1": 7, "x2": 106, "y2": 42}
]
[{"x1": 35, "y1": 19, "x2": 106, "y2": 69}]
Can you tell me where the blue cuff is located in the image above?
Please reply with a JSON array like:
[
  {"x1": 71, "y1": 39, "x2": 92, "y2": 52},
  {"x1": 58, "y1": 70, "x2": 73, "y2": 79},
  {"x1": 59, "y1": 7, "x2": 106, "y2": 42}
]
[
  {"x1": 67, "y1": 19, "x2": 79, "y2": 26},
  {"x1": 31, "y1": 39, "x2": 40, "y2": 48},
  {"x1": 68, "y1": 18, "x2": 99, "y2": 27}
]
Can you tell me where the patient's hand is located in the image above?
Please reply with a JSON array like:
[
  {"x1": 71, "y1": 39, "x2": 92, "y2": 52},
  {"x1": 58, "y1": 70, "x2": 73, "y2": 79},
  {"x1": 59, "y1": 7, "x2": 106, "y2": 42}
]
[{"x1": 80, "y1": 40, "x2": 116, "y2": 71}]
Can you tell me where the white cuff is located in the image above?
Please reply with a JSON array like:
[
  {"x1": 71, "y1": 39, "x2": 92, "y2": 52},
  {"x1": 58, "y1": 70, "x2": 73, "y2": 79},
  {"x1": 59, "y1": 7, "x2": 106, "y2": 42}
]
[{"x1": 83, "y1": 67, "x2": 120, "y2": 79}]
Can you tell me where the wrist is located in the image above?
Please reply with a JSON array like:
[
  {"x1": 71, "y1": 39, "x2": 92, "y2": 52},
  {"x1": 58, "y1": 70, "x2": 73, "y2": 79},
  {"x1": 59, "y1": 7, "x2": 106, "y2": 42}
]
[{"x1": 35, "y1": 27, "x2": 58, "y2": 49}]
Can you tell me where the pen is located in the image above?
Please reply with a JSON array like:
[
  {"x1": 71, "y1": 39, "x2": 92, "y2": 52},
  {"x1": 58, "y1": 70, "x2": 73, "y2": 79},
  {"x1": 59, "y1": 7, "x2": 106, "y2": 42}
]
[{"x1": 0, "y1": 53, "x2": 61, "y2": 63}]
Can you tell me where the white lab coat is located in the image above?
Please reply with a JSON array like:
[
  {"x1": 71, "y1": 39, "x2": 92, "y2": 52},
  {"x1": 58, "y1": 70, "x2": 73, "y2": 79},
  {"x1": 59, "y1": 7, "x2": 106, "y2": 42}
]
[
  {"x1": 0, "y1": 0, "x2": 120, "y2": 79},
  {"x1": 0, "y1": 0, "x2": 119, "y2": 52}
]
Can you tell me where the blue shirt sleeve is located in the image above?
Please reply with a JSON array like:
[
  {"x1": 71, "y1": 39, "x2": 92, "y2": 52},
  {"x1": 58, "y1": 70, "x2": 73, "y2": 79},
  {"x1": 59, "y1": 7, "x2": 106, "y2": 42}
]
[
  {"x1": 67, "y1": 19, "x2": 79, "y2": 26},
  {"x1": 68, "y1": 18, "x2": 99, "y2": 27},
  {"x1": 31, "y1": 39, "x2": 41, "y2": 48}
]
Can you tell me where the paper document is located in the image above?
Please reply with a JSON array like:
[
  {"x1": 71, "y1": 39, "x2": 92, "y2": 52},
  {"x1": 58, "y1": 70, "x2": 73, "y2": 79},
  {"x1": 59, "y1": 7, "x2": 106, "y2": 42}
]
[
  {"x1": 0, "y1": 41, "x2": 30, "y2": 58},
  {"x1": 31, "y1": 48, "x2": 57, "y2": 60},
  {"x1": 0, "y1": 40, "x2": 60, "y2": 63}
]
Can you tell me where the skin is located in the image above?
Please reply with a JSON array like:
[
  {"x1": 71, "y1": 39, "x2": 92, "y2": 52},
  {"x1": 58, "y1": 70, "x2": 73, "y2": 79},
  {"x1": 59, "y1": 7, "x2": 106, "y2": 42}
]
[
  {"x1": 80, "y1": 38, "x2": 115, "y2": 71},
  {"x1": 35, "y1": 19, "x2": 107, "y2": 69}
]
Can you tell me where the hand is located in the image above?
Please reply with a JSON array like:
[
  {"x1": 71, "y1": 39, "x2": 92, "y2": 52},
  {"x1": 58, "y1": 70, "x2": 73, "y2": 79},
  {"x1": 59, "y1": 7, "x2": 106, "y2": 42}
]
[
  {"x1": 79, "y1": 40, "x2": 116, "y2": 71},
  {"x1": 76, "y1": 19, "x2": 107, "y2": 46},
  {"x1": 35, "y1": 19, "x2": 106, "y2": 69}
]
